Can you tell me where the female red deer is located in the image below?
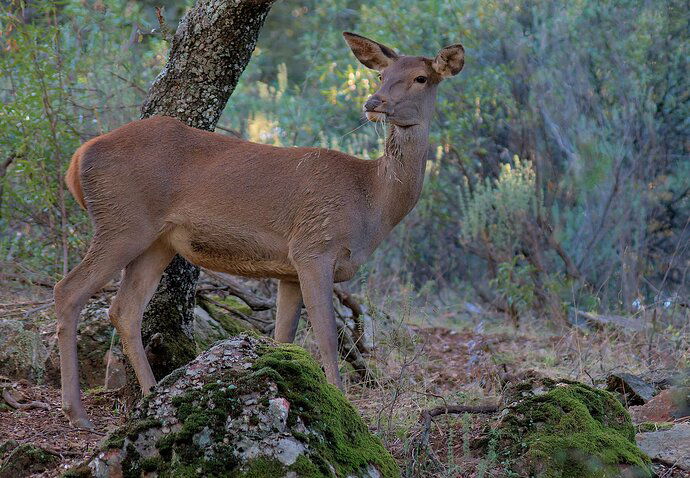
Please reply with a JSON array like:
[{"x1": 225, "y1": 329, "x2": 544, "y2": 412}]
[{"x1": 56, "y1": 32, "x2": 464, "y2": 427}]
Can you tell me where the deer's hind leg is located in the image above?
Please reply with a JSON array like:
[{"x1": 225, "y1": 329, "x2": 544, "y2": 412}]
[
  {"x1": 108, "y1": 240, "x2": 174, "y2": 395},
  {"x1": 54, "y1": 233, "x2": 155, "y2": 428}
]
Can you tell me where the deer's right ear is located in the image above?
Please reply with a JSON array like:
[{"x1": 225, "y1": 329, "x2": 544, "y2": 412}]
[{"x1": 343, "y1": 32, "x2": 398, "y2": 71}]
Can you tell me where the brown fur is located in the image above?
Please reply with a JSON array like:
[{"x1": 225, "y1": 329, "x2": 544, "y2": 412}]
[{"x1": 54, "y1": 32, "x2": 464, "y2": 428}]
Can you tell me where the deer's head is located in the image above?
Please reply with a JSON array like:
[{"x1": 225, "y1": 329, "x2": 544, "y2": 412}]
[{"x1": 343, "y1": 32, "x2": 464, "y2": 128}]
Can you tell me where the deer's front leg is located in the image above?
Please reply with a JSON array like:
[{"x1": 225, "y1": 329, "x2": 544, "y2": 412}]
[
  {"x1": 295, "y1": 261, "x2": 343, "y2": 390},
  {"x1": 275, "y1": 280, "x2": 303, "y2": 343}
]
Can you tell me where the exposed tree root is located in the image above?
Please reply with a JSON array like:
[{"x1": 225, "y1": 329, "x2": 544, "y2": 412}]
[{"x1": 1, "y1": 385, "x2": 50, "y2": 411}]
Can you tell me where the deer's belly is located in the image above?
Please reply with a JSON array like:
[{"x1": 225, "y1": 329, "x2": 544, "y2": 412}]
[{"x1": 167, "y1": 226, "x2": 297, "y2": 279}]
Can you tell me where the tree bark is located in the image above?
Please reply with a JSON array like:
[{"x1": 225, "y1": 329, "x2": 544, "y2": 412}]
[{"x1": 138, "y1": 0, "x2": 275, "y2": 380}]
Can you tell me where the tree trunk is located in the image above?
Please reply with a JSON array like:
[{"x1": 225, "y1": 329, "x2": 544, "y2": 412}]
[{"x1": 138, "y1": 0, "x2": 275, "y2": 381}]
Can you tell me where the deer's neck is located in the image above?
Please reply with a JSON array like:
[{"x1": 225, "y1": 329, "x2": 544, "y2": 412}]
[{"x1": 374, "y1": 124, "x2": 429, "y2": 228}]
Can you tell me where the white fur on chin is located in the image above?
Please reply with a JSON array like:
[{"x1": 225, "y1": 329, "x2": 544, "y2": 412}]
[{"x1": 365, "y1": 111, "x2": 386, "y2": 122}]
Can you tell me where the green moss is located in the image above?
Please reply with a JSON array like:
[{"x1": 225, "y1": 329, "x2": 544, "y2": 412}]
[
  {"x1": 237, "y1": 457, "x2": 287, "y2": 478},
  {"x1": 499, "y1": 381, "x2": 652, "y2": 478},
  {"x1": 252, "y1": 343, "x2": 400, "y2": 478},
  {"x1": 102, "y1": 418, "x2": 161, "y2": 450},
  {"x1": 61, "y1": 465, "x2": 93, "y2": 477},
  {"x1": 150, "y1": 382, "x2": 242, "y2": 476},
  {"x1": 288, "y1": 455, "x2": 328, "y2": 477}
]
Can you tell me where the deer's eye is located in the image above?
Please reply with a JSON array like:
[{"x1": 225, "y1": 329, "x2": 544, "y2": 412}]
[
  {"x1": 415, "y1": 76, "x2": 427, "y2": 84},
  {"x1": 378, "y1": 74, "x2": 382, "y2": 81}
]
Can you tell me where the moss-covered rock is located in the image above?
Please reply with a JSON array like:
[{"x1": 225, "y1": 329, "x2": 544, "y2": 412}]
[
  {"x1": 0, "y1": 443, "x2": 59, "y2": 477},
  {"x1": 496, "y1": 372, "x2": 652, "y2": 477},
  {"x1": 72, "y1": 334, "x2": 399, "y2": 478}
]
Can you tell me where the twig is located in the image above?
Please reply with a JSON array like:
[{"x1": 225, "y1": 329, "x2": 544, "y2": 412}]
[
  {"x1": 335, "y1": 317, "x2": 376, "y2": 383},
  {"x1": 155, "y1": 7, "x2": 175, "y2": 42}
]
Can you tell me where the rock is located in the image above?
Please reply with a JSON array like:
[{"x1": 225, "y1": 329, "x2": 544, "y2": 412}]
[
  {"x1": 70, "y1": 334, "x2": 400, "y2": 477},
  {"x1": 103, "y1": 350, "x2": 127, "y2": 390},
  {"x1": 497, "y1": 372, "x2": 652, "y2": 477},
  {"x1": 192, "y1": 305, "x2": 249, "y2": 350},
  {"x1": 636, "y1": 422, "x2": 690, "y2": 470},
  {"x1": 0, "y1": 319, "x2": 47, "y2": 382},
  {"x1": 629, "y1": 387, "x2": 690, "y2": 423},
  {"x1": 607, "y1": 372, "x2": 657, "y2": 405},
  {"x1": 45, "y1": 300, "x2": 125, "y2": 389},
  {"x1": 0, "y1": 443, "x2": 59, "y2": 478},
  {"x1": 569, "y1": 309, "x2": 650, "y2": 332}
]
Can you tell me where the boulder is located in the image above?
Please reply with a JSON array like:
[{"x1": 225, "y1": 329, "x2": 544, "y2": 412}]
[
  {"x1": 69, "y1": 334, "x2": 399, "y2": 477},
  {"x1": 497, "y1": 372, "x2": 652, "y2": 477},
  {"x1": 636, "y1": 422, "x2": 690, "y2": 470},
  {"x1": 0, "y1": 319, "x2": 47, "y2": 382}
]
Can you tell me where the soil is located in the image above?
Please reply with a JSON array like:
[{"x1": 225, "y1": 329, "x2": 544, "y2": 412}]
[{"x1": 0, "y1": 382, "x2": 125, "y2": 477}]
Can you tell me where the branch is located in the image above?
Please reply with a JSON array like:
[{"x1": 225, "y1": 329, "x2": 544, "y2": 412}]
[
  {"x1": 203, "y1": 270, "x2": 275, "y2": 311},
  {"x1": 197, "y1": 293, "x2": 273, "y2": 333},
  {"x1": 334, "y1": 287, "x2": 367, "y2": 353},
  {"x1": 154, "y1": 7, "x2": 175, "y2": 43}
]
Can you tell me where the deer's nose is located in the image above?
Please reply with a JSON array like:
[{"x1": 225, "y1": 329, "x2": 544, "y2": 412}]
[{"x1": 364, "y1": 96, "x2": 387, "y2": 112}]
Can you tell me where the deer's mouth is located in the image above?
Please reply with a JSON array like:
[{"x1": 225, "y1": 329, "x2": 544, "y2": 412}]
[{"x1": 365, "y1": 111, "x2": 387, "y2": 122}]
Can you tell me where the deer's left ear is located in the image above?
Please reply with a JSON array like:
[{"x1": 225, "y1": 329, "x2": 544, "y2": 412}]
[
  {"x1": 343, "y1": 32, "x2": 399, "y2": 71},
  {"x1": 432, "y1": 44, "x2": 465, "y2": 78}
]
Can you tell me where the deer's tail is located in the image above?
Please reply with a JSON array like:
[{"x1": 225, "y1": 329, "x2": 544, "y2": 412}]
[{"x1": 65, "y1": 146, "x2": 87, "y2": 210}]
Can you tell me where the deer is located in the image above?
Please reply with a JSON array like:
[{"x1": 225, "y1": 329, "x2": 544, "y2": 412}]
[{"x1": 55, "y1": 32, "x2": 465, "y2": 428}]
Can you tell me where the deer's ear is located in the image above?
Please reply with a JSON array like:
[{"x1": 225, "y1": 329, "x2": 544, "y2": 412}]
[
  {"x1": 343, "y1": 32, "x2": 398, "y2": 71},
  {"x1": 432, "y1": 44, "x2": 465, "y2": 78}
]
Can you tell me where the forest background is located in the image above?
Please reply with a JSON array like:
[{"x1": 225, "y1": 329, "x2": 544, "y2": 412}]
[{"x1": 1, "y1": 0, "x2": 687, "y2": 324}]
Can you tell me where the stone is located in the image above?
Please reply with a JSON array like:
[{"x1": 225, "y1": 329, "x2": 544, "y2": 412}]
[
  {"x1": 45, "y1": 300, "x2": 124, "y2": 389},
  {"x1": 192, "y1": 304, "x2": 249, "y2": 350},
  {"x1": 497, "y1": 372, "x2": 652, "y2": 477},
  {"x1": 0, "y1": 319, "x2": 47, "y2": 382},
  {"x1": 606, "y1": 372, "x2": 657, "y2": 405},
  {"x1": 636, "y1": 422, "x2": 690, "y2": 470},
  {"x1": 629, "y1": 387, "x2": 690, "y2": 423},
  {"x1": 68, "y1": 334, "x2": 400, "y2": 477}
]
